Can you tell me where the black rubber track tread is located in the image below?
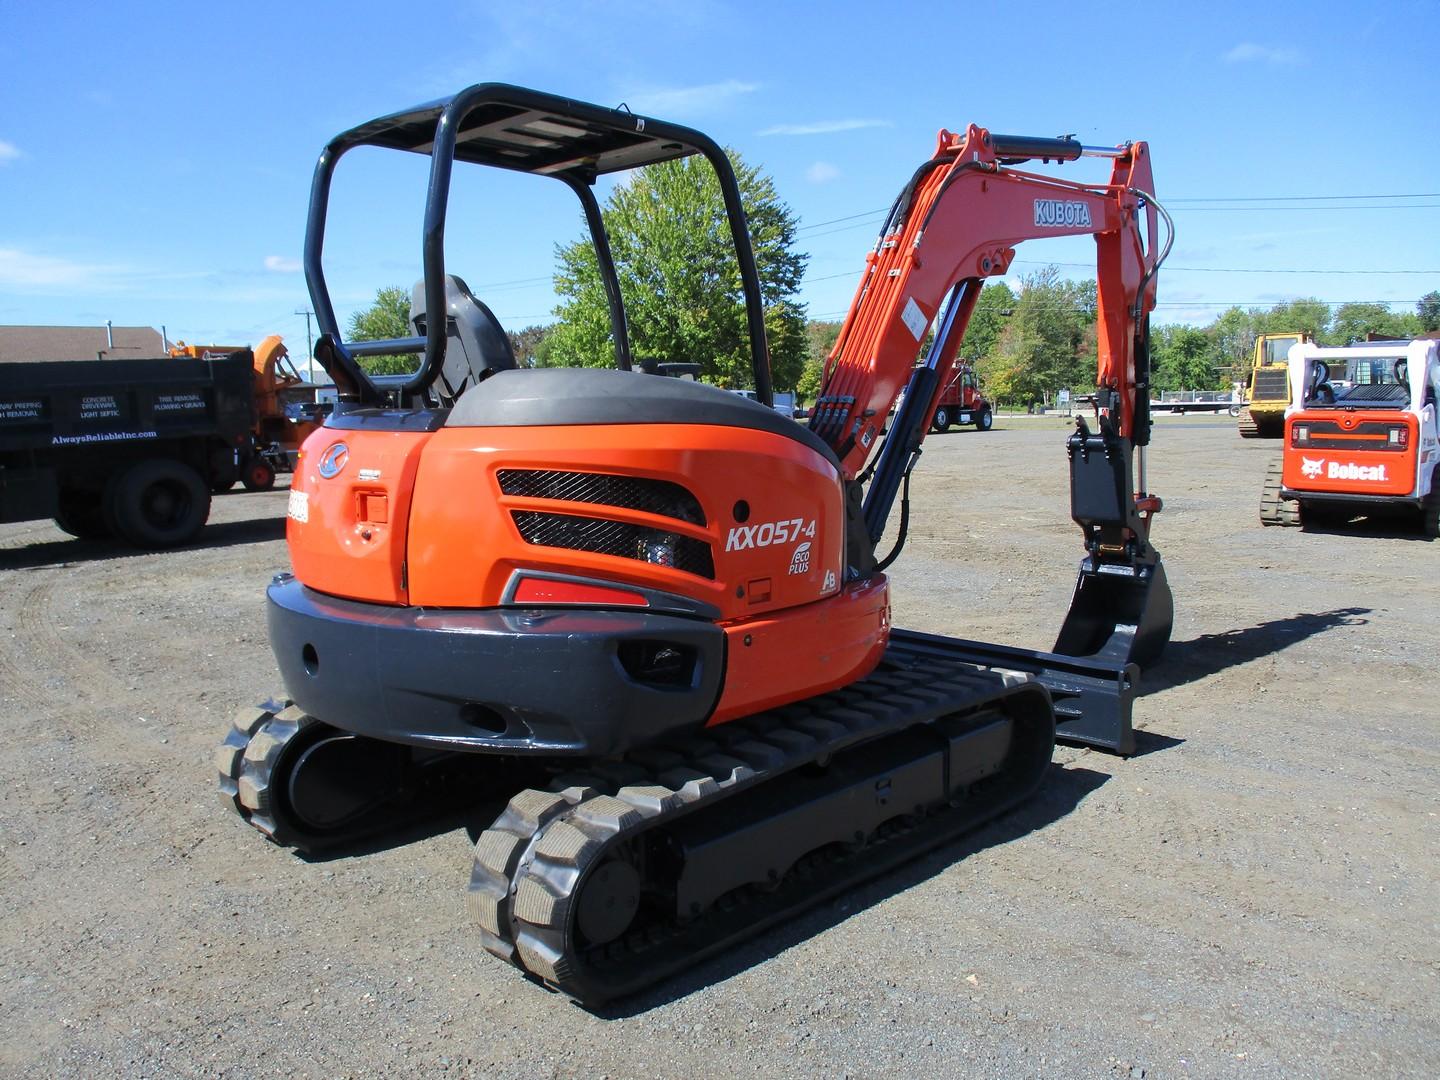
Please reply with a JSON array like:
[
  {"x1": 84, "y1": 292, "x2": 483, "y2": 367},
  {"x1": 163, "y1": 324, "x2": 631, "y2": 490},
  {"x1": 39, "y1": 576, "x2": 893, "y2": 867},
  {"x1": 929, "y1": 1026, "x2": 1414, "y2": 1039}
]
[
  {"x1": 1259, "y1": 456, "x2": 1302, "y2": 527},
  {"x1": 215, "y1": 701, "x2": 461, "y2": 852},
  {"x1": 493, "y1": 643, "x2": 1054, "y2": 1004}
]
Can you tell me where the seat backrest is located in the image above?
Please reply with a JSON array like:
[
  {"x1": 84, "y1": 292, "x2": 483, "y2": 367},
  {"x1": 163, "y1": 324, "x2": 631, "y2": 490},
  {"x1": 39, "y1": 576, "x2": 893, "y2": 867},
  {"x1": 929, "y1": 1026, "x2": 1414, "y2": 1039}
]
[{"x1": 410, "y1": 275, "x2": 517, "y2": 407}]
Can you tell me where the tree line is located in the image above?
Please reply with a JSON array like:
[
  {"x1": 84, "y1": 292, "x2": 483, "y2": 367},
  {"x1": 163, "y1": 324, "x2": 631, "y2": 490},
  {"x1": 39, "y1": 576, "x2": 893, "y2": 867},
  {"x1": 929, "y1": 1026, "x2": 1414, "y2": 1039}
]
[{"x1": 345, "y1": 150, "x2": 1440, "y2": 409}]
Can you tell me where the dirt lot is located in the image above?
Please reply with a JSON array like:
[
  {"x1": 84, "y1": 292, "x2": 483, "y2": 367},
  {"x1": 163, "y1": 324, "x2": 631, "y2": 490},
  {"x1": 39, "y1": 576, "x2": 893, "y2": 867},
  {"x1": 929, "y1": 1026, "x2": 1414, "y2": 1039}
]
[{"x1": 1, "y1": 416, "x2": 1436, "y2": 1079}]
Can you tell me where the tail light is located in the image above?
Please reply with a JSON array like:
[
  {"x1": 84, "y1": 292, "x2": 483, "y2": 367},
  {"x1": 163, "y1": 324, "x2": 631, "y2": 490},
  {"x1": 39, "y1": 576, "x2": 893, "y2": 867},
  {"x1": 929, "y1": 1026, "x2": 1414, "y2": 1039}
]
[
  {"x1": 1292, "y1": 425, "x2": 1309, "y2": 446},
  {"x1": 1389, "y1": 426, "x2": 1408, "y2": 447},
  {"x1": 510, "y1": 575, "x2": 649, "y2": 607}
]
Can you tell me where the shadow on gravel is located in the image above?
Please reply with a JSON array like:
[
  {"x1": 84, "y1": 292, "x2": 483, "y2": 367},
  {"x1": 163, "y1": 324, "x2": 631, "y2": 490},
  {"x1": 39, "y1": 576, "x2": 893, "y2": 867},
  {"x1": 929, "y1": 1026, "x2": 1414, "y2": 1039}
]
[
  {"x1": 1300, "y1": 516, "x2": 1431, "y2": 542},
  {"x1": 296, "y1": 802, "x2": 511, "y2": 864},
  {"x1": 592, "y1": 762, "x2": 1110, "y2": 1018},
  {"x1": 1128, "y1": 730, "x2": 1184, "y2": 757},
  {"x1": 0, "y1": 515, "x2": 286, "y2": 571},
  {"x1": 1143, "y1": 607, "x2": 1371, "y2": 697}
]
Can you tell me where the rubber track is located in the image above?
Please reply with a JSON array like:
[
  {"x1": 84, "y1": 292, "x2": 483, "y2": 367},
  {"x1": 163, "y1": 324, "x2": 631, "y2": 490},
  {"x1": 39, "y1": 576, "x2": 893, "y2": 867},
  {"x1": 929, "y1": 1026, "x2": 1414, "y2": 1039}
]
[
  {"x1": 217, "y1": 702, "x2": 435, "y2": 850},
  {"x1": 215, "y1": 702, "x2": 326, "y2": 845},
  {"x1": 468, "y1": 642, "x2": 1049, "y2": 1003},
  {"x1": 1237, "y1": 405, "x2": 1259, "y2": 438},
  {"x1": 1259, "y1": 456, "x2": 1301, "y2": 527}
]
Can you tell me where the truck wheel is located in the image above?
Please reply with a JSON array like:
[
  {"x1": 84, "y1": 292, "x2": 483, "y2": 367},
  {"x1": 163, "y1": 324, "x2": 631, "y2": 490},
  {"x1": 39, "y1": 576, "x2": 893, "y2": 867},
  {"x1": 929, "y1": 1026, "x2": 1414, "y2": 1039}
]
[
  {"x1": 108, "y1": 459, "x2": 211, "y2": 548},
  {"x1": 976, "y1": 408, "x2": 993, "y2": 431},
  {"x1": 53, "y1": 488, "x2": 111, "y2": 540},
  {"x1": 931, "y1": 407, "x2": 952, "y2": 433},
  {"x1": 243, "y1": 459, "x2": 277, "y2": 492}
]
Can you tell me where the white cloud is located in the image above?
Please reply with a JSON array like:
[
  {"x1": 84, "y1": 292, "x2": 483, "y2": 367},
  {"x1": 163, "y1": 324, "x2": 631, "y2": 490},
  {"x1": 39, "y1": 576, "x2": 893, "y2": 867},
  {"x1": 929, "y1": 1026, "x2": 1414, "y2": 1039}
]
[
  {"x1": 0, "y1": 140, "x2": 23, "y2": 164},
  {"x1": 264, "y1": 255, "x2": 302, "y2": 273},
  {"x1": 806, "y1": 162, "x2": 840, "y2": 184},
  {"x1": 758, "y1": 119, "x2": 891, "y2": 137},
  {"x1": 621, "y1": 79, "x2": 759, "y2": 115},
  {"x1": 0, "y1": 248, "x2": 120, "y2": 288},
  {"x1": 1223, "y1": 42, "x2": 1302, "y2": 65}
]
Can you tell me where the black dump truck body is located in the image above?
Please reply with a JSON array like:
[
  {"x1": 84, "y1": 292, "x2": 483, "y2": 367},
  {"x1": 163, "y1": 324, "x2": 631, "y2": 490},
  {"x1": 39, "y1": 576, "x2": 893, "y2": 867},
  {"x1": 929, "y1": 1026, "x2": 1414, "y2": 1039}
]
[{"x1": 0, "y1": 351, "x2": 254, "y2": 547}]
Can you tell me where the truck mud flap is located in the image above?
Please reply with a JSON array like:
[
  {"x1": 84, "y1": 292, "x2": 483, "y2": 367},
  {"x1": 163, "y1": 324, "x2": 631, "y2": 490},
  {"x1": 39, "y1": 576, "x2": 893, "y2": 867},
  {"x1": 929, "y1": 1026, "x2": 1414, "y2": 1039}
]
[{"x1": 889, "y1": 627, "x2": 1138, "y2": 756}]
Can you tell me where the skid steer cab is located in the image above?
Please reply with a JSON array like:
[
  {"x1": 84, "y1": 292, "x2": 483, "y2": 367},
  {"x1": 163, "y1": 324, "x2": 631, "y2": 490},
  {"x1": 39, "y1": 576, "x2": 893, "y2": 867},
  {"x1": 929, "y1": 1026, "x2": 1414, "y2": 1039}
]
[{"x1": 1261, "y1": 339, "x2": 1440, "y2": 535}]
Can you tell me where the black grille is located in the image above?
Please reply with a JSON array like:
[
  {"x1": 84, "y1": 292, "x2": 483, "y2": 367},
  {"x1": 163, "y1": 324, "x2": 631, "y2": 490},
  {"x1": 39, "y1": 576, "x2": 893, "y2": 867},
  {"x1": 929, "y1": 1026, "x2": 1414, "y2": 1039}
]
[
  {"x1": 512, "y1": 511, "x2": 715, "y2": 579},
  {"x1": 498, "y1": 469, "x2": 705, "y2": 525},
  {"x1": 1252, "y1": 369, "x2": 1290, "y2": 400},
  {"x1": 1334, "y1": 383, "x2": 1409, "y2": 407}
]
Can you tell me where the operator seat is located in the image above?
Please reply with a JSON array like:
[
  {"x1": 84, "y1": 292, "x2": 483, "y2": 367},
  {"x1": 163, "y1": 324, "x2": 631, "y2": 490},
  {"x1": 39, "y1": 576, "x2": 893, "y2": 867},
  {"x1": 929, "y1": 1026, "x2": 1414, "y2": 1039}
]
[{"x1": 410, "y1": 274, "x2": 517, "y2": 407}]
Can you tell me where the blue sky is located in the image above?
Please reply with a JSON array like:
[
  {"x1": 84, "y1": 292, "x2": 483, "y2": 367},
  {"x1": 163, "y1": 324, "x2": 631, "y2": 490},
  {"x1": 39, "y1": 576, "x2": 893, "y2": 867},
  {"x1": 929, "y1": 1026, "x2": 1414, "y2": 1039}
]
[{"x1": 2, "y1": 1, "x2": 1437, "y2": 358}]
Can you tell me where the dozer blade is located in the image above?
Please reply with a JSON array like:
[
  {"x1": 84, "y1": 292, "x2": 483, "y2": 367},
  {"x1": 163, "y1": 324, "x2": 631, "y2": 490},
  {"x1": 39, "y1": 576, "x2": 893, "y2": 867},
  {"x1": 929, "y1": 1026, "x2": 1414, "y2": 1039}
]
[{"x1": 901, "y1": 628, "x2": 1140, "y2": 756}]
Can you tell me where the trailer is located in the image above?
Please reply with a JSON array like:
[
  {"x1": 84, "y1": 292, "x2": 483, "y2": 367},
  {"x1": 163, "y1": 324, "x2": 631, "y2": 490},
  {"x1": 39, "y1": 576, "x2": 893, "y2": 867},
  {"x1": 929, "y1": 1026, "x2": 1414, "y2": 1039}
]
[
  {"x1": 1151, "y1": 389, "x2": 1242, "y2": 415},
  {"x1": 0, "y1": 351, "x2": 254, "y2": 547}
]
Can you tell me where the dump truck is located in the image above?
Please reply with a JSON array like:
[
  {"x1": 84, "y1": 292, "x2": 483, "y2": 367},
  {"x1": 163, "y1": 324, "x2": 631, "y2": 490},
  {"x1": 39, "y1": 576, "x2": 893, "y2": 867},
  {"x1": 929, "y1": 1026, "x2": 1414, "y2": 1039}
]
[
  {"x1": 170, "y1": 336, "x2": 325, "y2": 491},
  {"x1": 1261, "y1": 338, "x2": 1440, "y2": 534},
  {"x1": 0, "y1": 351, "x2": 253, "y2": 546},
  {"x1": 1238, "y1": 331, "x2": 1312, "y2": 437},
  {"x1": 929, "y1": 362, "x2": 992, "y2": 431}
]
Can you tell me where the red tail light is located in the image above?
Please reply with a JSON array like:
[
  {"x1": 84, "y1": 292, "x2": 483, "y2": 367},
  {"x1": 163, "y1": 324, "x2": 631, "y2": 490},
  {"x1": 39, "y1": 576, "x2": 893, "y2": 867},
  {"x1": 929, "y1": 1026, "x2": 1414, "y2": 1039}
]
[{"x1": 511, "y1": 576, "x2": 649, "y2": 607}]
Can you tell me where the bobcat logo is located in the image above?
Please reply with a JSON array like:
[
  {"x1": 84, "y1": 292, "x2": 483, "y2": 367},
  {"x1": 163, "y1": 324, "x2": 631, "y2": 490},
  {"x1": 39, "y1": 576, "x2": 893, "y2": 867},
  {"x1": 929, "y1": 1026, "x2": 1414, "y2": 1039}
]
[{"x1": 1300, "y1": 456, "x2": 1324, "y2": 479}]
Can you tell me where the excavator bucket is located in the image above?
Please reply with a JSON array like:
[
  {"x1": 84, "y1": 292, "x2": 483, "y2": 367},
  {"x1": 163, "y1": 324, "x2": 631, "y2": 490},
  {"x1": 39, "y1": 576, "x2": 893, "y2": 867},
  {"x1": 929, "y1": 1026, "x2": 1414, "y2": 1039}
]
[
  {"x1": 1054, "y1": 556, "x2": 1173, "y2": 670},
  {"x1": 1053, "y1": 418, "x2": 1174, "y2": 673}
]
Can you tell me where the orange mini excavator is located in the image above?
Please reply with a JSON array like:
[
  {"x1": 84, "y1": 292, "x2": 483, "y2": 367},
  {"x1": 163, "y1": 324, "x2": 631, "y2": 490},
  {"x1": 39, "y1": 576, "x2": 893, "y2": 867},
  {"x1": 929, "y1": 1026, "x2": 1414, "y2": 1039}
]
[{"x1": 217, "y1": 84, "x2": 1173, "y2": 1003}]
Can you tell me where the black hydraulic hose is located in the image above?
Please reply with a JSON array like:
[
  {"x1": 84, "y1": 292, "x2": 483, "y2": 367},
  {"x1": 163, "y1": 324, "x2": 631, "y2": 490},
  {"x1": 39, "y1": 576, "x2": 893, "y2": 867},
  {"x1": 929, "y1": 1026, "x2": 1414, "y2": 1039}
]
[{"x1": 873, "y1": 455, "x2": 917, "y2": 573}]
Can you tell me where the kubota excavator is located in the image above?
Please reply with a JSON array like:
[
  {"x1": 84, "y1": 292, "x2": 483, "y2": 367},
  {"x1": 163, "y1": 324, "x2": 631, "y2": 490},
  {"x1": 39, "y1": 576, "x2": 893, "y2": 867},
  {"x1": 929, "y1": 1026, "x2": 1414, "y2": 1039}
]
[{"x1": 216, "y1": 84, "x2": 1173, "y2": 1004}]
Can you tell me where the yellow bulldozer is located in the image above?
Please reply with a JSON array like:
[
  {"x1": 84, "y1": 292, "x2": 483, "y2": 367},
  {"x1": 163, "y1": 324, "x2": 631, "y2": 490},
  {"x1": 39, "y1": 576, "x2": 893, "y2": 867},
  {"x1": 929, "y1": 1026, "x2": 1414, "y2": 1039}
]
[{"x1": 1237, "y1": 332, "x2": 1312, "y2": 438}]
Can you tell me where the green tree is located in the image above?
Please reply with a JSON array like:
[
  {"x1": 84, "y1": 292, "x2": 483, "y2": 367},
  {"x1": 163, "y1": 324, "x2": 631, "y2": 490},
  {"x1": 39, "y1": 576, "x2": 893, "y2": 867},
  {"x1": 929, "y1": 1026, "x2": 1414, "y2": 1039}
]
[
  {"x1": 960, "y1": 282, "x2": 1015, "y2": 362},
  {"x1": 796, "y1": 319, "x2": 843, "y2": 403},
  {"x1": 506, "y1": 324, "x2": 558, "y2": 367},
  {"x1": 1418, "y1": 290, "x2": 1440, "y2": 332},
  {"x1": 983, "y1": 268, "x2": 1094, "y2": 400},
  {"x1": 1151, "y1": 325, "x2": 1220, "y2": 391},
  {"x1": 1329, "y1": 302, "x2": 1422, "y2": 344},
  {"x1": 347, "y1": 285, "x2": 413, "y2": 375},
  {"x1": 547, "y1": 153, "x2": 808, "y2": 390},
  {"x1": 1256, "y1": 298, "x2": 1330, "y2": 340}
]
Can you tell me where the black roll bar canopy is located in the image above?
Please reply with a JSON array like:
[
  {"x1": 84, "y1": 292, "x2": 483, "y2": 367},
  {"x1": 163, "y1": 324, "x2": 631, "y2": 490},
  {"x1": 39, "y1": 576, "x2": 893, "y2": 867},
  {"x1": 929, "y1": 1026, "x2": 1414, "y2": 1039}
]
[{"x1": 303, "y1": 83, "x2": 774, "y2": 406}]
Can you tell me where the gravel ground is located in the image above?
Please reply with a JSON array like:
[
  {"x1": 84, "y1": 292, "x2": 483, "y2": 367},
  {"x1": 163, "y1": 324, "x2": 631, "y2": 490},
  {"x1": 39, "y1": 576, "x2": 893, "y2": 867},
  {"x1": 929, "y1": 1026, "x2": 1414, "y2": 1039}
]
[{"x1": 1, "y1": 416, "x2": 1436, "y2": 1079}]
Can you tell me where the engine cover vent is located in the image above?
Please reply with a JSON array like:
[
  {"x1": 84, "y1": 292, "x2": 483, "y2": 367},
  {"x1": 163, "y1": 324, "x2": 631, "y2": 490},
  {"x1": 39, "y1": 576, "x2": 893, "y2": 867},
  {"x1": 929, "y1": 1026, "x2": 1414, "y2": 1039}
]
[
  {"x1": 512, "y1": 510, "x2": 715, "y2": 579},
  {"x1": 498, "y1": 469, "x2": 706, "y2": 525}
]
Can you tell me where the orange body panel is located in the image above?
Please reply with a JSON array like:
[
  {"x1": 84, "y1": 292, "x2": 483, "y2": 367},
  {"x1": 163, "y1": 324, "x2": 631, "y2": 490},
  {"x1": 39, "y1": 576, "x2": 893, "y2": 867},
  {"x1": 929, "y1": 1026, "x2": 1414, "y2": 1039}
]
[
  {"x1": 709, "y1": 575, "x2": 890, "y2": 725},
  {"x1": 287, "y1": 426, "x2": 430, "y2": 604},
  {"x1": 1283, "y1": 411, "x2": 1417, "y2": 497},
  {"x1": 404, "y1": 423, "x2": 845, "y2": 621}
]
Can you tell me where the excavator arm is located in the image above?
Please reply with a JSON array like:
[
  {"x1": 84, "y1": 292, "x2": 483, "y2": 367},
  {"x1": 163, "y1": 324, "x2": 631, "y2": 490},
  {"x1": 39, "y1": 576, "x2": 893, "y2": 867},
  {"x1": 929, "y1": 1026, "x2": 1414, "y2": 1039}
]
[
  {"x1": 816, "y1": 124, "x2": 1173, "y2": 671},
  {"x1": 814, "y1": 124, "x2": 1163, "y2": 471}
]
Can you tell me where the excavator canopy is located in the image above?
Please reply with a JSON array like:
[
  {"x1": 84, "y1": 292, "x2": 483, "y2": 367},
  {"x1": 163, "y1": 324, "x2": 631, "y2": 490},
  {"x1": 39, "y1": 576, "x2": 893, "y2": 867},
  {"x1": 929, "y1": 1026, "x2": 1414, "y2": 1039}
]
[{"x1": 330, "y1": 84, "x2": 709, "y2": 178}]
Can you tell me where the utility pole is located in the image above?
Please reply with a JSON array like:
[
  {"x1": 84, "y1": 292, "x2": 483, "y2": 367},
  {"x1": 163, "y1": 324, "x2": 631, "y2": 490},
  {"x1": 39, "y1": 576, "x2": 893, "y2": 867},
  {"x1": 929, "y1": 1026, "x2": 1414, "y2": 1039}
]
[{"x1": 294, "y1": 309, "x2": 315, "y2": 381}]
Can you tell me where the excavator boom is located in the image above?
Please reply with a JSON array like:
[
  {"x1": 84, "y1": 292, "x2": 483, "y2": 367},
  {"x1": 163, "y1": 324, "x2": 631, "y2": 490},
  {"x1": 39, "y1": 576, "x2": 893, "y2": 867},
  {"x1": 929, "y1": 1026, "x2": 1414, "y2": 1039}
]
[
  {"x1": 816, "y1": 125, "x2": 1173, "y2": 669},
  {"x1": 813, "y1": 127, "x2": 1162, "y2": 474}
]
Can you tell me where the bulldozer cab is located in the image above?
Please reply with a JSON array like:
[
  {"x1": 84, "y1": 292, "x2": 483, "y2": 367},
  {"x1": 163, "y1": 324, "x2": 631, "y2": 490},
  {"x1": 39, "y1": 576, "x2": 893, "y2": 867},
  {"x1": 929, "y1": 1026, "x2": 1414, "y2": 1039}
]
[{"x1": 301, "y1": 83, "x2": 773, "y2": 410}]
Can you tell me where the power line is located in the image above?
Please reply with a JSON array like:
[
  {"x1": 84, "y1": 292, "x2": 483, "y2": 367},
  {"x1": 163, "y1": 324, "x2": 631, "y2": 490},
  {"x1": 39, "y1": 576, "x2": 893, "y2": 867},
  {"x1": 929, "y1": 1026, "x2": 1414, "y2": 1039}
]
[
  {"x1": 1009, "y1": 259, "x2": 1440, "y2": 276},
  {"x1": 1165, "y1": 192, "x2": 1440, "y2": 203}
]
